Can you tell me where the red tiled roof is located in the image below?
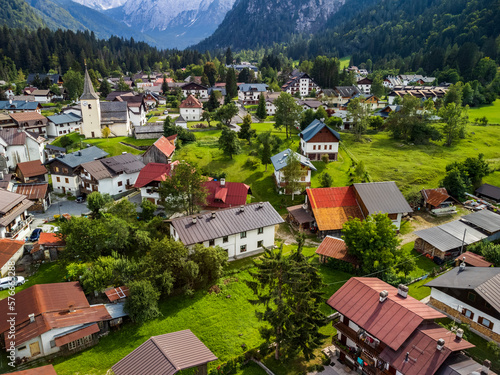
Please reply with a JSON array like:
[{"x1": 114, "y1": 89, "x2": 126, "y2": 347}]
[
  {"x1": 9, "y1": 365, "x2": 58, "y2": 375},
  {"x1": 203, "y1": 180, "x2": 250, "y2": 209},
  {"x1": 105, "y1": 286, "x2": 130, "y2": 302},
  {"x1": 165, "y1": 134, "x2": 177, "y2": 142},
  {"x1": 16, "y1": 160, "x2": 47, "y2": 178},
  {"x1": 455, "y1": 251, "x2": 492, "y2": 267},
  {"x1": 315, "y1": 236, "x2": 358, "y2": 265},
  {"x1": 134, "y1": 162, "x2": 178, "y2": 188},
  {"x1": 54, "y1": 323, "x2": 99, "y2": 347},
  {"x1": 0, "y1": 239, "x2": 24, "y2": 268},
  {"x1": 14, "y1": 183, "x2": 48, "y2": 199},
  {"x1": 327, "y1": 277, "x2": 445, "y2": 351},
  {"x1": 421, "y1": 188, "x2": 450, "y2": 208},
  {"x1": 38, "y1": 232, "x2": 65, "y2": 247},
  {"x1": 154, "y1": 135, "x2": 176, "y2": 157},
  {"x1": 179, "y1": 94, "x2": 202, "y2": 108},
  {"x1": 379, "y1": 323, "x2": 474, "y2": 375}
]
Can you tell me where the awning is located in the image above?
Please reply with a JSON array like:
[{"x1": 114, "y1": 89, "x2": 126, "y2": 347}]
[{"x1": 54, "y1": 323, "x2": 99, "y2": 347}]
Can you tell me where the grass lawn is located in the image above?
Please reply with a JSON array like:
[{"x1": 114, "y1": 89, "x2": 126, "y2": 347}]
[
  {"x1": 342, "y1": 125, "x2": 500, "y2": 194},
  {"x1": 235, "y1": 361, "x2": 268, "y2": 375},
  {"x1": 51, "y1": 134, "x2": 155, "y2": 156},
  {"x1": 339, "y1": 56, "x2": 351, "y2": 69},
  {"x1": 0, "y1": 262, "x2": 66, "y2": 300},
  {"x1": 468, "y1": 99, "x2": 500, "y2": 124}
]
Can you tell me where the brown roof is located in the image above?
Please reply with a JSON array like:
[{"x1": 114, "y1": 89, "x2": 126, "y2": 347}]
[
  {"x1": 54, "y1": 323, "x2": 99, "y2": 346},
  {"x1": 315, "y1": 236, "x2": 359, "y2": 265},
  {"x1": 0, "y1": 239, "x2": 24, "y2": 268},
  {"x1": 9, "y1": 365, "x2": 58, "y2": 375},
  {"x1": 112, "y1": 329, "x2": 217, "y2": 375},
  {"x1": 105, "y1": 286, "x2": 130, "y2": 302},
  {"x1": 14, "y1": 183, "x2": 49, "y2": 199},
  {"x1": 327, "y1": 277, "x2": 445, "y2": 351},
  {"x1": 81, "y1": 159, "x2": 113, "y2": 180},
  {"x1": 287, "y1": 205, "x2": 314, "y2": 224},
  {"x1": 16, "y1": 160, "x2": 48, "y2": 178},
  {"x1": 10, "y1": 111, "x2": 48, "y2": 125},
  {"x1": 0, "y1": 189, "x2": 34, "y2": 226},
  {"x1": 101, "y1": 153, "x2": 145, "y2": 174},
  {"x1": 179, "y1": 94, "x2": 202, "y2": 109},
  {"x1": 379, "y1": 323, "x2": 474, "y2": 375},
  {"x1": 455, "y1": 251, "x2": 492, "y2": 267},
  {"x1": 421, "y1": 188, "x2": 451, "y2": 208},
  {"x1": 0, "y1": 128, "x2": 26, "y2": 145},
  {"x1": 38, "y1": 232, "x2": 65, "y2": 247}
]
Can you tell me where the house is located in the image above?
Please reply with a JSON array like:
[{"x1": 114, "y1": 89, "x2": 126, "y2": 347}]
[
  {"x1": 179, "y1": 95, "x2": 203, "y2": 121},
  {"x1": 227, "y1": 63, "x2": 259, "y2": 76},
  {"x1": 181, "y1": 82, "x2": 209, "y2": 99},
  {"x1": 475, "y1": 183, "x2": 500, "y2": 202},
  {"x1": 10, "y1": 112, "x2": 48, "y2": 136},
  {"x1": 375, "y1": 105, "x2": 401, "y2": 119},
  {"x1": 387, "y1": 86, "x2": 448, "y2": 105},
  {"x1": 47, "y1": 112, "x2": 82, "y2": 138},
  {"x1": 356, "y1": 77, "x2": 373, "y2": 94},
  {"x1": 354, "y1": 94, "x2": 383, "y2": 110},
  {"x1": 0, "y1": 189, "x2": 34, "y2": 239},
  {"x1": 315, "y1": 236, "x2": 359, "y2": 268},
  {"x1": 421, "y1": 188, "x2": 458, "y2": 213},
  {"x1": 415, "y1": 210, "x2": 500, "y2": 260},
  {"x1": 299, "y1": 119, "x2": 341, "y2": 161},
  {"x1": 105, "y1": 286, "x2": 130, "y2": 303},
  {"x1": 297, "y1": 100, "x2": 324, "y2": 111},
  {"x1": 134, "y1": 162, "x2": 178, "y2": 205},
  {"x1": 286, "y1": 204, "x2": 315, "y2": 231},
  {"x1": 0, "y1": 239, "x2": 25, "y2": 276},
  {"x1": 15, "y1": 160, "x2": 48, "y2": 183},
  {"x1": 45, "y1": 146, "x2": 109, "y2": 196},
  {"x1": 13, "y1": 183, "x2": 51, "y2": 212},
  {"x1": 264, "y1": 92, "x2": 280, "y2": 116},
  {"x1": 9, "y1": 365, "x2": 58, "y2": 375},
  {"x1": 170, "y1": 202, "x2": 284, "y2": 259},
  {"x1": 31, "y1": 232, "x2": 65, "y2": 261},
  {"x1": 383, "y1": 75, "x2": 402, "y2": 89},
  {"x1": 425, "y1": 267, "x2": 500, "y2": 343},
  {"x1": 112, "y1": 329, "x2": 217, "y2": 375},
  {"x1": 238, "y1": 83, "x2": 269, "y2": 105},
  {"x1": 0, "y1": 100, "x2": 41, "y2": 113},
  {"x1": 175, "y1": 114, "x2": 187, "y2": 128},
  {"x1": 32, "y1": 89, "x2": 53, "y2": 104},
  {"x1": 0, "y1": 282, "x2": 114, "y2": 361},
  {"x1": 77, "y1": 153, "x2": 145, "y2": 198},
  {"x1": 27, "y1": 73, "x2": 63, "y2": 88},
  {"x1": 44, "y1": 144, "x2": 66, "y2": 160},
  {"x1": 0, "y1": 129, "x2": 45, "y2": 170},
  {"x1": 328, "y1": 277, "x2": 478, "y2": 375},
  {"x1": 111, "y1": 94, "x2": 147, "y2": 127},
  {"x1": 281, "y1": 72, "x2": 321, "y2": 97},
  {"x1": 331, "y1": 86, "x2": 361, "y2": 108},
  {"x1": 142, "y1": 135, "x2": 176, "y2": 164},
  {"x1": 203, "y1": 178, "x2": 250, "y2": 210},
  {"x1": 399, "y1": 74, "x2": 436, "y2": 85},
  {"x1": 454, "y1": 251, "x2": 492, "y2": 268},
  {"x1": 0, "y1": 113, "x2": 15, "y2": 129},
  {"x1": 271, "y1": 149, "x2": 317, "y2": 194}
]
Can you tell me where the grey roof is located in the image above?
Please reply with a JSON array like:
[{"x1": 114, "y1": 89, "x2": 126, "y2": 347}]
[
  {"x1": 100, "y1": 102, "x2": 128, "y2": 122},
  {"x1": 27, "y1": 73, "x2": 61, "y2": 85},
  {"x1": 104, "y1": 303, "x2": 128, "y2": 319},
  {"x1": 175, "y1": 115, "x2": 186, "y2": 123},
  {"x1": 0, "y1": 128, "x2": 26, "y2": 146},
  {"x1": 133, "y1": 124, "x2": 163, "y2": 134},
  {"x1": 81, "y1": 160, "x2": 114, "y2": 180},
  {"x1": 436, "y1": 353, "x2": 496, "y2": 375},
  {"x1": 334, "y1": 86, "x2": 360, "y2": 97},
  {"x1": 353, "y1": 182, "x2": 412, "y2": 215},
  {"x1": 414, "y1": 220, "x2": 487, "y2": 252},
  {"x1": 45, "y1": 144, "x2": 66, "y2": 152},
  {"x1": 101, "y1": 153, "x2": 145, "y2": 174},
  {"x1": 271, "y1": 148, "x2": 317, "y2": 172},
  {"x1": 208, "y1": 87, "x2": 227, "y2": 96},
  {"x1": 461, "y1": 209, "x2": 500, "y2": 234},
  {"x1": 112, "y1": 329, "x2": 217, "y2": 375},
  {"x1": 171, "y1": 202, "x2": 284, "y2": 246},
  {"x1": 47, "y1": 112, "x2": 81, "y2": 125},
  {"x1": 81, "y1": 68, "x2": 99, "y2": 100},
  {"x1": 475, "y1": 183, "x2": 500, "y2": 201},
  {"x1": 238, "y1": 83, "x2": 268, "y2": 93},
  {"x1": 425, "y1": 267, "x2": 500, "y2": 312},
  {"x1": 0, "y1": 101, "x2": 40, "y2": 111},
  {"x1": 48, "y1": 146, "x2": 108, "y2": 168}
]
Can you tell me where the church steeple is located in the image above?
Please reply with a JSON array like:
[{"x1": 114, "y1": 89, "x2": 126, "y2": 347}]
[{"x1": 81, "y1": 63, "x2": 99, "y2": 100}]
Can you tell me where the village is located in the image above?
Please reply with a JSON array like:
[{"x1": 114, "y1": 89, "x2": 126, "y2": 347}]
[{"x1": 0, "y1": 60, "x2": 499, "y2": 375}]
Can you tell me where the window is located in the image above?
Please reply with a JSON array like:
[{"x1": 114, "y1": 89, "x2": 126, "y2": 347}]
[
  {"x1": 240, "y1": 231, "x2": 247, "y2": 239},
  {"x1": 258, "y1": 227, "x2": 264, "y2": 234},
  {"x1": 223, "y1": 236, "x2": 229, "y2": 243},
  {"x1": 68, "y1": 335, "x2": 92, "y2": 351},
  {"x1": 18, "y1": 345, "x2": 26, "y2": 351},
  {"x1": 65, "y1": 178, "x2": 69, "y2": 184},
  {"x1": 50, "y1": 340, "x2": 56, "y2": 348},
  {"x1": 329, "y1": 145, "x2": 332, "y2": 150},
  {"x1": 257, "y1": 240, "x2": 263, "y2": 248},
  {"x1": 118, "y1": 181, "x2": 123, "y2": 186},
  {"x1": 240, "y1": 245, "x2": 247, "y2": 252},
  {"x1": 62, "y1": 168, "x2": 68, "y2": 174},
  {"x1": 56, "y1": 177, "x2": 60, "y2": 182},
  {"x1": 478, "y1": 317, "x2": 494, "y2": 329},
  {"x1": 313, "y1": 145, "x2": 316, "y2": 150},
  {"x1": 54, "y1": 166, "x2": 60, "y2": 173},
  {"x1": 462, "y1": 308, "x2": 474, "y2": 319},
  {"x1": 209, "y1": 239, "x2": 215, "y2": 246},
  {"x1": 467, "y1": 292, "x2": 476, "y2": 302}
]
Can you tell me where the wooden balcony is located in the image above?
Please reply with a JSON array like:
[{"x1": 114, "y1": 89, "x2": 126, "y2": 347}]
[{"x1": 333, "y1": 321, "x2": 385, "y2": 357}]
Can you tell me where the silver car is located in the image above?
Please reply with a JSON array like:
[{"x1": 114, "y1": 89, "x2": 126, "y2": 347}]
[{"x1": 0, "y1": 276, "x2": 25, "y2": 290}]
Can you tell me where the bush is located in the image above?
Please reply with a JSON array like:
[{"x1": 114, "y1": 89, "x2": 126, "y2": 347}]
[
  {"x1": 321, "y1": 153, "x2": 329, "y2": 164},
  {"x1": 244, "y1": 157, "x2": 260, "y2": 169},
  {"x1": 325, "y1": 258, "x2": 357, "y2": 274},
  {"x1": 474, "y1": 116, "x2": 488, "y2": 126}
]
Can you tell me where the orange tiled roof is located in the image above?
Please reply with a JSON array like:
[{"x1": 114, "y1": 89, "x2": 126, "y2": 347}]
[
  {"x1": 315, "y1": 236, "x2": 359, "y2": 265},
  {"x1": 16, "y1": 160, "x2": 48, "y2": 177},
  {"x1": 179, "y1": 94, "x2": 202, "y2": 109},
  {"x1": 153, "y1": 135, "x2": 176, "y2": 157},
  {"x1": 0, "y1": 239, "x2": 24, "y2": 267},
  {"x1": 38, "y1": 232, "x2": 65, "y2": 247}
]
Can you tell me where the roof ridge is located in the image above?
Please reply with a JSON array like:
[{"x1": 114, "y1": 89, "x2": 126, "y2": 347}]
[{"x1": 150, "y1": 335, "x2": 179, "y2": 370}]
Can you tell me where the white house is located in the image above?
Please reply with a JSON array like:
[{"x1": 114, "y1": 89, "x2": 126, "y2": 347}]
[
  {"x1": 179, "y1": 95, "x2": 203, "y2": 121},
  {"x1": 356, "y1": 77, "x2": 373, "y2": 95},
  {"x1": 170, "y1": 202, "x2": 284, "y2": 260},
  {"x1": 238, "y1": 83, "x2": 268, "y2": 105},
  {"x1": 299, "y1": 119, "x2": 341, "y2": 161},
  {"x1": 0, "y1": 239, "x2": 25, "y2": 276},
  {"x1": 0, "y1": 189, "x2": 34, "y2": 240},
  {"x1": 134, "y1": 162, "x2": 177, "y2": 205},
  {"x1": 32, "y1": 90, "x2": 53, "y2": 104},
  {"x1": 270, "y1": 148, "x2": 317, "y2": 194},
  {"x1": 281, "y1": 72, "x2": 321, "y2": 97},
  {"x1": 181, "y1": 82, "x2": 208, "y2": 99},
  {"x1": 0, "y1": 129, "x2": 45, "y2": 170},
  {"x1": 46, "y1": 146, "x2": 108, "y2": 196},
  {"x1": 77, "y1": 153, "x2": 145, "y2": 198},
  {"x1": 426, "y1": 267, "x2": 500, "y2": 343},
  {"x1": 47, "y1": 113, "x2": 82, "y2": 138}
]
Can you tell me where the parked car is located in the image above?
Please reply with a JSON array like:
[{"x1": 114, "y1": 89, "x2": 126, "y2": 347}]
[
  {"x1": 28, "y1": 228, "x2": 42, "y2": 242},
  {"x1": 76, "y1": 193, "x2": 87, "y2": 203},
  {"x1": 163, "y1": 110, "x2": 169, "y2": 114},
  {"x1": 0, "y1": 276, "x2": 25, "y2": 290}
]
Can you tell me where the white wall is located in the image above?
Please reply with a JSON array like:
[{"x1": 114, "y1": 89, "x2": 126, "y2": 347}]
[
  {"x1": 182, "y1": 89, "x2": 208, "y2": 99},
  {"x1": 140, "y1": 187, "x2": 160, "y2": 205},
  {"x1": 25, "y1": 136, "x2": 45, "y2": 164},
  {"x1": 0, "y1": 245, "x2": 24, "y2": 276},
  {"x1": 52, "y1": 174, "x2": 80, "y2": 195},
  {"x1": 301, "y1": 139, "x2": 339, "y2": 154},
  {"x1": 274, "y1": 169, "x2": 312, "y2": 192},
  {"x1": 266, "y1": 103, "x2": 276, "y2": 115},
  {"x1": 47, "y1": 121, "x2": 81, "y2": 138},
  {"x1": 180, "y1": 107, "x2": 203, "y2": 121},
  {"x1": 94, "y1": 171, "x2": 141, "y2": 196},
  {"x1": 128, "y1": 108, "x2": 146, "y2": 127}
]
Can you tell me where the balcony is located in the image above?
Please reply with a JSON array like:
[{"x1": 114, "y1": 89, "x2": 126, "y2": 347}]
[
  {"x1": 332, "y1": 337, "x2": 389, "y2": 375},
  {"x1": 333, "y1": 321, "x2": 384, "y2": 357},
  {"x1": 5, "y1": 215, "x2": 34, "y2": 238}
]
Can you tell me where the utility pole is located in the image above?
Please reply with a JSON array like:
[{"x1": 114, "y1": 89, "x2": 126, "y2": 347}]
[{"x1": 460, "y1": 229, "x2": 467, "y2": 255}]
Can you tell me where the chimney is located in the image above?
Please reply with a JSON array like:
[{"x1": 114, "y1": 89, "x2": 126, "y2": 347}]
[
  {"x1": 459, "y1": 261, "x2": 466, "y2": 272},
  {"x1": 437, "y1": 338, "x2": 445, "y2": 351},
  {"x1": 29, "y1": 313, "x2": 35, "y2": 323},
  {"x1": 122, "y1": 151, "x2": 127, "y2": 155},
  {"x1": 220, "y1": 178, "x2": 225, "y2": 186},
  {"x1": 211, "y1": 211, "x2": 216, "y2": 218},
  {"x1": 68, "y1": 304, "x2": 75, "y2": 313},
  {"x1": 404, "y1": 352, "x2": 409, "y2": 362},
  {"x1": 482, "y1": 359, "x2": 491, "y2": 374},
  {"x1": 379, "y1": 290, "x2": 388, "y2": 303},
  {"x1": 258, "y1": 202, "x2": 264, "y2": 209},
  {"x1": 456, "y1": 328, "x2": 464, "y2": 340},
  {"x1": 397, "y1": 284, "x2": 409, "y2": 298},
  {"x1": 192, "y1": 217, "x2": 197, "y2": 224},
  {"x1": 240, "y1": 205, "x2": 245, "y2": 212}
]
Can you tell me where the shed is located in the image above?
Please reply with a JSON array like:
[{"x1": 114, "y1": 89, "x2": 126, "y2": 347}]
[
  {"x1": 31, "y1": 232, "x2": 65, "y2": 261},
  {"x1": 454, "y1": 251, "x2": 492, "y2": 268},
  {"x1": 286, "y1": 204, "x2": 314, "y2": 231},
  {"x1": 315, "y1": 236, "x2": 359, "y2": 268},
  {"x1": 475, "y1": 183, "x2": 500, "y2": 202},
  {"x1": 460, "y1": 209, "x2": 500, "y2": 241}
]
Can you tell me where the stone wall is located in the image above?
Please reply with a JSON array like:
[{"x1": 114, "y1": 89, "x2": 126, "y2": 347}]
[{"x1": 429, "y1": 297, "x2": 500, "y2": 343}]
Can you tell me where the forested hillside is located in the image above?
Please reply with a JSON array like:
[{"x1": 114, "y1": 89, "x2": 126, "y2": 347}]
[{"x1": 0, "y1": 0, "x2": 46, "y2": 30}]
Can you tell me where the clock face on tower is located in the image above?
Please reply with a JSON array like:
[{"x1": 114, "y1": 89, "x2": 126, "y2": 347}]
[{"x1": 83, "y1": 101, "x2": 88, "y2": 106}]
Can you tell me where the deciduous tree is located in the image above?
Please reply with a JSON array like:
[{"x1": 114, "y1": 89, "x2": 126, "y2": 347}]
[
  {"x1": 347, "y1": 97, "x2": 370, "y2": 141},
  {"x1": 439, "y1": 102, "x2": 468, "y2": 147},
  {"x1": 282, "y1": 152, "x2": 303, "y2": 200},
  {"x1": 238, "y1": 114, "x2": 256, "y2": 144},
  {"x1": 125, "y1": 279, "x2": 161, "y2": 323},
  {"x1": 256, "y1": 132, "x2": 282, "y2": 171},
  {"x1": 218, "y1": 127, "x2": 241, "y2": 159},
  {"x1": 274, "y1": 92, "x2": 302, "y2": 138}
]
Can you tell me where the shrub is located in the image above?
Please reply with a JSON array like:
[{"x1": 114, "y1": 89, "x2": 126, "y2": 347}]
[{"x1": 321, "y1": 153, "x2": 330, "y2": 164}]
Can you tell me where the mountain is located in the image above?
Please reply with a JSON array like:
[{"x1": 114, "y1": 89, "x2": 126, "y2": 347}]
[
  {"x1": 194, "y1": 0, "x2": 346, "y2": 51},
  {"x1": 0, "y1": 0, "x2": 46, "y2": 30}
]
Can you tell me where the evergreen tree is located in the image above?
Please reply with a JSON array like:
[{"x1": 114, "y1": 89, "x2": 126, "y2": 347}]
[
  {"x1": 117, "y1": 76, "x2": 130, "y2": 91},
  {"x1": 274, "y1": 92, "x2": 302, "y2": 138},
  {"x1": 32, "y1": 73, "x2": 42, "y2": 88},
  {"x1": 163, "y1": 116, "x2": 172, "y2": 137},
  {"x1": 161, "y1": 75, "x2": 169, "y2": 94},
  {"x1": 225, "y1": 47, "x2": 233, "y2": 65},
  {"x1": 238, "y1": 114, "x2": 256, "y2": 144},
  {"x1": 218, "y1": 127, "x2": 241, "y2": 159},
  {"x1": 256, "y1": 93, "x2": 267, "y2": 121},
  {"x1": 98, "y1": 79, "x2": 111, "y2": 99},
  {"x1": 320, "y1": 172, "x2": 333, "y2": 187},
  {"x1": 256, "y1": 132, "x2": 282, "y2": 171},
  {"x1": 207, "y1": 91, "x2": 220, "y2": 112},
  {"x1": 225, "y1": 68, "x2": 238, "y2": 99}
]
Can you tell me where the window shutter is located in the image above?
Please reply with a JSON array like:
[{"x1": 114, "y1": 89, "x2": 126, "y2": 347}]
[
  {"x1": 470, "y1": 311, "x2": 474, "y2": 320},
  {"x1": 478, "y1": 317, "x2": 483, "y2": 325},
  {"x1": 489, "y1": 320, "x2": 494, "y2": 329}
]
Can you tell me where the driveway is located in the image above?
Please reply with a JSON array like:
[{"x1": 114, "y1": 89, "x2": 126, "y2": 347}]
[{"x1": 32, "y1": 197, "x2": 91, "y2": 227}]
